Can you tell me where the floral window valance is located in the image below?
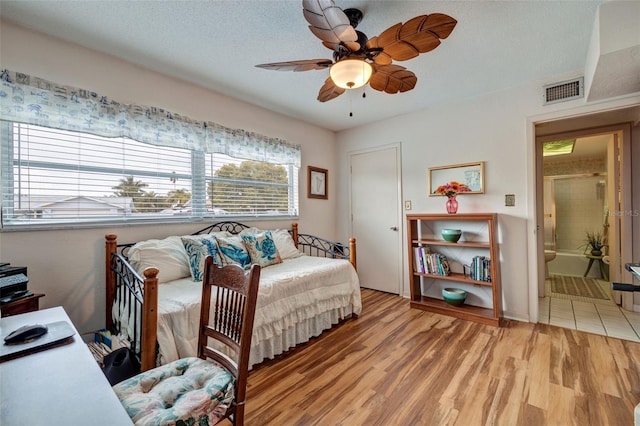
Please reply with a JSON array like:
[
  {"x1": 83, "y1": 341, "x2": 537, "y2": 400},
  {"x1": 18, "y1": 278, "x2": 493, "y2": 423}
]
[{"x1": 0, "y1": 69, "x2": 301, "y2": 167}]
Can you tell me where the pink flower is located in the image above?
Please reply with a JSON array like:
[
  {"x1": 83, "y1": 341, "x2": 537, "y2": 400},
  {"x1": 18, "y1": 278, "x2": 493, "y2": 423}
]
[{"x1": 434, "y1": 181, "x2": 472, "y2": 197}]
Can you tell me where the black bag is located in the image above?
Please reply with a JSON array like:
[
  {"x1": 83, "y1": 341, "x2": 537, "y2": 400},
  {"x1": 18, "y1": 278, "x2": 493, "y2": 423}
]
[{"x1": 101, "y1": 347, "x2": 141, "y2": 385}]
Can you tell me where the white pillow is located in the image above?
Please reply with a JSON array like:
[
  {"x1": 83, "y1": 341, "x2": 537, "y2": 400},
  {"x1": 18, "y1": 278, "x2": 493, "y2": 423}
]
[
  {"x1": 210, "y1": 230, "x2": 233, "y2": 239},
  {"x1": 239, "y1": 227, "x2": 262, "y2": 236},
  {"x1": 184, "y1": 231, "x2": 232, "y2": 240},
  {"x1": 271, "y1": 229, "x2": 303, "y2": 260},
  {"x1": 128, "y1": 236, "x2": 190, "y2": 284}
]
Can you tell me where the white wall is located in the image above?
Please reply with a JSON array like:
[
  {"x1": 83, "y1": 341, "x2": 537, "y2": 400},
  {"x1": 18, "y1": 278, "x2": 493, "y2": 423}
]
[
  {"x1": 0, "y1": 21, "x2": 338, "y2": 332},
  {"x1": 335, "y1": 79, "x2": 640, "y2": 321},
  {"x1": 1, "y1": 20, "x2": 638, "y2": 331}
]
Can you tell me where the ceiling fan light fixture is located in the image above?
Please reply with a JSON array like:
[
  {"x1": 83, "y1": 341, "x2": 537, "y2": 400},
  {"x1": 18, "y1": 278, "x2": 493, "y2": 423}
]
[{"x1": 329, "y1": 59, "x2": 373, "y2": 89}]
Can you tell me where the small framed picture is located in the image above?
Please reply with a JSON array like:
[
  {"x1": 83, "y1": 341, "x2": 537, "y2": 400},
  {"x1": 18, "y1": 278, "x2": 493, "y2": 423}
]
[
  {"x1": 428, "y1": 161, "x2": 485, "y2": 196},
  {"x1": 308, "y1": 166, "x2": 328, "y2": 199}
]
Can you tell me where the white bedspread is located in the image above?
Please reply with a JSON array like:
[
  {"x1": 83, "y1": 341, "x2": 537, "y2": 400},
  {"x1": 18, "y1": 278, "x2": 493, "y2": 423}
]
[{"x1": 154, "y1": 255, "x2": 361, "y2": 368}]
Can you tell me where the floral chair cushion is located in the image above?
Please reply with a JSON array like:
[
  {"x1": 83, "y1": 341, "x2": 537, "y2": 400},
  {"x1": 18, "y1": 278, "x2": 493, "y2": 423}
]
[
  {"x1": 113, "y1": 357, "x2": 234, "y2": 426},
  {"x1": 241, "y1": 231, "x2": 282, "y2": 268}
]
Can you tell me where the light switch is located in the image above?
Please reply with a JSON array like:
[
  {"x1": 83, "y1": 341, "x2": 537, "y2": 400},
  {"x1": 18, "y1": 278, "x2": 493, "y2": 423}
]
[
  {"x1": 404, "y1": 200, "x2": 412, "y2": 210},
  {"x1": 505, "y1": 194, "x2": 515, "y2": 207}
]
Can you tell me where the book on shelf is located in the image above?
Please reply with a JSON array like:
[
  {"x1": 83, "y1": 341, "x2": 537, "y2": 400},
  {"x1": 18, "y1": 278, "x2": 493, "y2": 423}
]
[
  {"x1": 413, "y1": 246, "x2": 450, "y2": 276},
  {"x1": 466, "y1": 256, "x2": 491, "y2": 282},
  {"x1": 413, "y1": 247, "x2": 424, "y2": 273}
]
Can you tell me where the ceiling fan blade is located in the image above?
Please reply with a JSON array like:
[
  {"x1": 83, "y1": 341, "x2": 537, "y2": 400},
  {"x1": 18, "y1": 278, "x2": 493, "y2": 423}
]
[
  {"x1": 417, "y1": 13, "x2": 457, "y2": 39},
  {"x1": 364, "y1": 36, "x2": 391, "y2": 65},
  {"x1": 255, "y1": 59, "x2": 333, "y2": 72},
  {"x1": 369, "y1": 64, "x2": 417, "y2": 94},
  {"x1": 317, "y1": 77, "x2": 345, "y2": 102},
  {"x1": 303, "y1": 0, "x2": 358, "y2": 50},
  {"x1": 366, "y1": 13, "x2": 457, "y2": 64}
]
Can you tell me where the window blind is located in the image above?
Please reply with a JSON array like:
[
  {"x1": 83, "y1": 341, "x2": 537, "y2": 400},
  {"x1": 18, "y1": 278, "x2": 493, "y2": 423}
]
[{"x1": 1, "y1": 123, "x2": 298, "y2": 228}]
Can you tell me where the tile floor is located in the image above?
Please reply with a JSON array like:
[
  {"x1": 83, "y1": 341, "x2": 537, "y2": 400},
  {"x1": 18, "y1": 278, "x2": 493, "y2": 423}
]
[{"x1": 538, "y1": 276, "x2": 640, "y2": 342}]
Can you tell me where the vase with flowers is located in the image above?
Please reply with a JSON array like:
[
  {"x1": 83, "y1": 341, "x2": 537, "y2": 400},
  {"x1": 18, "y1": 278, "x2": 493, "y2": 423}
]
[{"x1": 434, "y1": 181, "x2": 472, "y2": 214}]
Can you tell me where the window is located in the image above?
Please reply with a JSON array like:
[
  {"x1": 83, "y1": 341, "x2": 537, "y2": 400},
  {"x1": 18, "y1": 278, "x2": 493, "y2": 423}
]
[
  {"x1": 1, "y1": 123, "x2": 299, "y2": 228},
  {"x1": 205, "y1": 154, "x2": 297, "y2": 217}
]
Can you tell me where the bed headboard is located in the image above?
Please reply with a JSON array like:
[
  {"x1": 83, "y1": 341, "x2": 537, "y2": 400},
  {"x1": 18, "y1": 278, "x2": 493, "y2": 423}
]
[
  {"x1": 112, "y1": 221, "x2": 298, "y2": 260},
  {"x1": 192, "y1": 221, "x2": 252, "y2": 235},
  {"x1": 108, "y1": 221, "x2": 355, "y2": 267}
]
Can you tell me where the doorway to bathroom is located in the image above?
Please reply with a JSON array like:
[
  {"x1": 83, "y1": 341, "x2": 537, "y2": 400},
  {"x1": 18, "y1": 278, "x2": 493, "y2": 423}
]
[
  {"x1": 541, "y1": 134, "x2": 616, "y2": 304},
  {"x1": 542, "y1": 135, "x2": 610, "y2": 281},
  {"x1": 535, "y1": 117, "x2": 638, "y2": 341}
]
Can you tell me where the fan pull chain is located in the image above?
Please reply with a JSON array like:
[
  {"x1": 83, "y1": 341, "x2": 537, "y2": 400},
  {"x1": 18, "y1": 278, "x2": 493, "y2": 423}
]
[{"x1": 349, "y1": 90, "x2": 353, "y2": 117}]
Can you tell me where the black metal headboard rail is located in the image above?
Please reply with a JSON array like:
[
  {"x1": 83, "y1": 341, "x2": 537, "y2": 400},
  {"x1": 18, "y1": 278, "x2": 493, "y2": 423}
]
[
  {"x1": 297, "y1": 233, "x2": 349, "y2": 260},
  {"x1": 192, "y1": 221, "x2": 251, "y2": 235}
]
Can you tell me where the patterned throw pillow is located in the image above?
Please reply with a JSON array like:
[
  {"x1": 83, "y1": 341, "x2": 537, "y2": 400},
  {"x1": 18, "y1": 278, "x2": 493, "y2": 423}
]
[
  {"x1": 241, "y1": 231, "x2": 282, "y2": 268},
  {"x1": 181, "y1": 235, "x2": 221, "y2": 281},
  {"x1": 216, "y1": 235, "x2": 251, "y2": 268}
]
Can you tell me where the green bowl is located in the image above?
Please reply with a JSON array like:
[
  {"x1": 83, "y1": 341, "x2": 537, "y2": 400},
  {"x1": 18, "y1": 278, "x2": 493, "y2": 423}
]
[
  {"x1": 442, "y1": 288, "x2": 467, "y2": 306},
  {"x1": 441, "y1": 229, "x2": 462, "y2": 243}
]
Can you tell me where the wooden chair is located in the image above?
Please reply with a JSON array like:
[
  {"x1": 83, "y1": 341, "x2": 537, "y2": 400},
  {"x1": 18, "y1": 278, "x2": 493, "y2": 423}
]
[{"x1": 114, "y1": 257, "x2": 261, "y2": 426}]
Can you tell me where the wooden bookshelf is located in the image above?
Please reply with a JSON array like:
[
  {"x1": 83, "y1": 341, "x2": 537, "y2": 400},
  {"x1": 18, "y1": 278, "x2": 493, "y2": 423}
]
[{"x1": 407, "y1": 213, "x2": 502, "y2": 326}]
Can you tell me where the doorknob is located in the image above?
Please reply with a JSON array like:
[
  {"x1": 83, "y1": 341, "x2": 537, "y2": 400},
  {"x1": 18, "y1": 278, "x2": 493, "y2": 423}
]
[{"x1": 390, "y1": 226, "x2": 398, "y2": 231}]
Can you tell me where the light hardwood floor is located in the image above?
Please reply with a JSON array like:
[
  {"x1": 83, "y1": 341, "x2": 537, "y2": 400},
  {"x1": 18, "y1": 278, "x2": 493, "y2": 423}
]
[{"x1": 237, "y1": 289, "x2": 640, "y2": 426}]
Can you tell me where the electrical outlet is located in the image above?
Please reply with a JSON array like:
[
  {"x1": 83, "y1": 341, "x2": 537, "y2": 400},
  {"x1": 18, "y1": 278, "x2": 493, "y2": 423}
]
[
  {"x1": 404, "y1": 200, "x2": 412, "y2": 210},
  {"x1": 505, "y1": 194, "x2": 515, "y2": 207}
]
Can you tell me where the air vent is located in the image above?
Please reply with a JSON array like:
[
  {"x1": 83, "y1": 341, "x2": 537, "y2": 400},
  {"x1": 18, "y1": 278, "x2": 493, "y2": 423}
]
[{"x1": 543, "y1": 77, "x2": 584, "y2": 105}]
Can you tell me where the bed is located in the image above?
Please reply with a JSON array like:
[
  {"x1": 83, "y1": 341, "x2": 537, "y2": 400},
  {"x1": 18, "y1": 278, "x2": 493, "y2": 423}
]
[{"x1": 105, "y1": 222, "x2": 361, "y2": 371}]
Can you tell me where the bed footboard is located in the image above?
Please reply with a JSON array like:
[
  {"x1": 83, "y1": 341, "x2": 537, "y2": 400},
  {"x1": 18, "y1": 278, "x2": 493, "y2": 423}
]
[{"x1": 105, "y1": 234, "x2": 159, "y2": 372}]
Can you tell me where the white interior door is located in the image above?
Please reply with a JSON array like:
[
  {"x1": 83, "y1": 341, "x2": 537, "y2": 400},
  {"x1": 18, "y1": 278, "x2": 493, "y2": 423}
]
[{"x1": 350, "y1": 145, "x2": 402, "y2": 294}]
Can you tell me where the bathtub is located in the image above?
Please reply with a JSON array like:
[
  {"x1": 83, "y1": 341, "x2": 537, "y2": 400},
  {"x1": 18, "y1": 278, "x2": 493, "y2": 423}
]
[{"x1": 548, "y1": 249, "x2": 604, "y2": 279}]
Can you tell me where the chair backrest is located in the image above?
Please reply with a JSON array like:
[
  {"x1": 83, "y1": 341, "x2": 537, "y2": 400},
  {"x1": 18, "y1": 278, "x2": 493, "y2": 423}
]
[{"x1": 197, "y1": 256, "x2": 260, "y2": 424}]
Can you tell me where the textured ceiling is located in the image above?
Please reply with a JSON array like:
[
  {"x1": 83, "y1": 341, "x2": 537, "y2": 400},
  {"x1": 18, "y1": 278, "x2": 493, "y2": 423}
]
[{"x1": 1, "y1": 1, "x2": 605, "y2": 131}]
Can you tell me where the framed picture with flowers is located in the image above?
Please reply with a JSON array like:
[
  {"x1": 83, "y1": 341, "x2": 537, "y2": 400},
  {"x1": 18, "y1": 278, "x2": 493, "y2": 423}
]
[{"x1": 428, "y1": 161, "x2": 484, "y2": 196}]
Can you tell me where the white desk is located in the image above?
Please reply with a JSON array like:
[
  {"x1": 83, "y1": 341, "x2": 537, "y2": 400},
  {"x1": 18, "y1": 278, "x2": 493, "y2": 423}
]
[{"x1": 0, "y1": 307, "x2": 132, "y2": 425}]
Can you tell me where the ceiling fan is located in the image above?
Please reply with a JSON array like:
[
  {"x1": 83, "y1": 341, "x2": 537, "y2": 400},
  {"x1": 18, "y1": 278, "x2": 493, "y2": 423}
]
[{"x1": 256, "y1": 0, "x2": 457, "y2": 103}]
